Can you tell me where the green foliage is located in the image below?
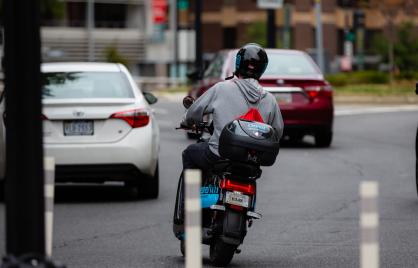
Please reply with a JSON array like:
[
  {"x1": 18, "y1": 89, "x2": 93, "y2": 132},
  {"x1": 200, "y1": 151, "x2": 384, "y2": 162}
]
[
  {"x1": 371, "y1": 22, "x2": 418, "y2": 75},
  {"x1": 240, "y1": 21, "x2": 282, "y2": 48},
  {"x1": 104, "y1": 45, "x2": 129, "y2": 67},
  {"x1": 40, "y1": 0, "x2": 65, "y2": 20},
  {"x1": 334, "y1": 82, "x2": 414, "y2": 96},
  {"x1": 326, "y1": 71, "x2": 389, "y2": 87},
  {"x1": 0, "y1": 0, "x2": 65, "y2": 20}
]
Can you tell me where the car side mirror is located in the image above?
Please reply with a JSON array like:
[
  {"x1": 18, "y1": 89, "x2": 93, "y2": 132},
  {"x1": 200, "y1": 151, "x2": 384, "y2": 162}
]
[
  {"x1": 143, "y1": 91, "x2": 158, "y2": 105},
  {"x1": 416, "y1": 82, "x2": 418, "y2": 95}
]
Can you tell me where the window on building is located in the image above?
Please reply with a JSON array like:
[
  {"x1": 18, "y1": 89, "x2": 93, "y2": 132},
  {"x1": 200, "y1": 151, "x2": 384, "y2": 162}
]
[
  {"x1": 67, "y1": 2, "x2": 86, "y2": 27},
  {"x1": 337, "y1": 0, "x2": 355, "y2": 8},
  {"x1": 95, "y1": 4, "x2": 127, "y2": 28}
]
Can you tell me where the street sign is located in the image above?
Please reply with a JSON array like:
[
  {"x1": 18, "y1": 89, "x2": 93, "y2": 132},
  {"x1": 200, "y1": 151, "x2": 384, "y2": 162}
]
[
  {"x1": 152, "y1": 0, "x2": 168, "y2": 24},
  {"x1": 257, "y1": 0, "x2": 283, "y2": 9}
]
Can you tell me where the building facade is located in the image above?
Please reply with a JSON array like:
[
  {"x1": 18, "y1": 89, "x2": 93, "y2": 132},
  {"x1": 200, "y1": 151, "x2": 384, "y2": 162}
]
[{"x1": 40, "y1": 0, "x2": 418, "y2": 75}]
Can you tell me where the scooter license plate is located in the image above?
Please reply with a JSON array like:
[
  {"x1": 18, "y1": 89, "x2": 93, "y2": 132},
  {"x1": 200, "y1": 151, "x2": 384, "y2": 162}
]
[{"x1": 225, "y1": 191, "x2": 249, "y2": 208}]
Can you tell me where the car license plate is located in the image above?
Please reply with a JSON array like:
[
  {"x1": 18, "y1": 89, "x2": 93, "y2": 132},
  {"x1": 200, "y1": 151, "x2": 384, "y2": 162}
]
[
  {"x1": 225, "y1": 191, "x2": 249, "y2": 208},
  {"x1": 274, "y1": 93, "x2": 292, "y2": 104},
  {"x1": 64, "y1": 120, "x2": 94, "y2": 136}
]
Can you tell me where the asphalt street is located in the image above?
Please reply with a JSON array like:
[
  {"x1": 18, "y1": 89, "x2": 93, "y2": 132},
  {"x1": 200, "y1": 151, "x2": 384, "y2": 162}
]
[{"x1": 0, "y1": 100, "x2": 417, "y2": 267}]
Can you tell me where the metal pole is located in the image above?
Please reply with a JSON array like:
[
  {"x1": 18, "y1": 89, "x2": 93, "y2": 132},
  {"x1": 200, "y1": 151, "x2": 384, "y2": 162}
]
[
  {"x1": 185, "y1": 169, "x2": 202, "y2": 268},
  {"x1": 87, "y1": 0, "x2": 95, "y2": 62},
  {"x1": 314, "y1": 0, "x2": 325, "y2": 72},
  {"x1": 3, "y1": 0, "x2": 45, "y2": 256},
  {"x1": 170, "y1": 0, "x2": 179, "y2": 86},
  {"x1": 360, "y1": 181, "x2": 379, "y2": 268},
  {"x1": 267, "y1": 9, "x2": 276, "y2": 48},
  {"x1": 283, "y1": 4, "x2": 291, "y2": 49},
  {"x1": 195, "y1": 0, "x2": 202, "y2": 79},
  {"x1": 44, "y1": 157, "x2": 55, "y2": 257}
]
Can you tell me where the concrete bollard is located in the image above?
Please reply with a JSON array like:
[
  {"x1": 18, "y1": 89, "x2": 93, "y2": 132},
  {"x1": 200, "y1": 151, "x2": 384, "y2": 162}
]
[
  {"x1": 44, "y1": 157, "x2": 55, "y2": 257},
  {"x1": 184, "y1": 169, "x2": 202, "y2": 268},
  {"x1": 360, "y1": 181, "x2": 379, "y2": 268}
]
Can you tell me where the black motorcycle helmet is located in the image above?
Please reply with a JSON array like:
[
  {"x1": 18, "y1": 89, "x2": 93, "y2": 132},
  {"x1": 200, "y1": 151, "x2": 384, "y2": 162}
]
[{"x1": 234, "y1": 43, "x2": 268, "y2": 80}]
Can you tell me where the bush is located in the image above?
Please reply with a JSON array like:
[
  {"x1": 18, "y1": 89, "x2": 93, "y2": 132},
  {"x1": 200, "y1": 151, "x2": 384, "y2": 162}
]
[
  {"x1": 326, "y1": 71, "x2": 389, "y2": 86},
  {"x1": 104, "y1": 45, "x2": 129, "y2": 67}
]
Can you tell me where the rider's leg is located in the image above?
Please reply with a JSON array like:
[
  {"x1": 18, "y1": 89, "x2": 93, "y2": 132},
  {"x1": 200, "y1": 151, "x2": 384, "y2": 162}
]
[
  {"x1": 182, "y1": 142, "x2": 219, "y2": 170},
  {"x1": 175, "y1": 142, "x2": 219, "y2": 230}
]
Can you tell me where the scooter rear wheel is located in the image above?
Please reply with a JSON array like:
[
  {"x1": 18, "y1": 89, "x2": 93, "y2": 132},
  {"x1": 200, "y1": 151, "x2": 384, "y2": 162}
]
[
  {"x1": 209, "y1": 238, "x2": 237, "y2": 267},
  {"x1": 180, "y1": 240, "x2": 185, "y2": 257}
]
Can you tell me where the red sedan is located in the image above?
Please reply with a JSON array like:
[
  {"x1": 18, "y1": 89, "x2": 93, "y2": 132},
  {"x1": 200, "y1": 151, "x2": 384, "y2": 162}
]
[{"x1": 189, "y1": 49, "x2": 334, "y2": 147}]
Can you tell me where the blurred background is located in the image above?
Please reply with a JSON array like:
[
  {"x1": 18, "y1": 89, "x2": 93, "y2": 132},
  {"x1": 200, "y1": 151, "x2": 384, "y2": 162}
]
[{"x1": 0, "y1": 0, "x2": 417, "y2": 95}]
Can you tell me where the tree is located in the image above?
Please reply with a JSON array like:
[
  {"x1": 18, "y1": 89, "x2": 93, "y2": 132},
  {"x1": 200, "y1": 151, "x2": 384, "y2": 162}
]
[
  {"x1": 0, "y1": 0, "x2": 65, "y2": 22},
  {"x1": 372, "y1": 22, "x2": 418, "y2": 77},
  {"x1": 360, "y1": 0, "x2": 418, "y2": 82},
  {"x1": 240, "y1": 21, "x2": 282, "y2": 48}
]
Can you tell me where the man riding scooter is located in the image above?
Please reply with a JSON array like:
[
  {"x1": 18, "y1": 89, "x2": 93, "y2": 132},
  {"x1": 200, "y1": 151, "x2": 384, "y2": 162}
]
[{"x1": 174, "y1": 43, "x2": 284, "y2": 229}]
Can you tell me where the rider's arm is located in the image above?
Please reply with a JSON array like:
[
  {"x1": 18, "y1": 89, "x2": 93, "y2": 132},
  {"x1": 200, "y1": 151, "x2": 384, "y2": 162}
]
[{"x1": 184, "y1": 85, "x2": 217, "y2": 126}]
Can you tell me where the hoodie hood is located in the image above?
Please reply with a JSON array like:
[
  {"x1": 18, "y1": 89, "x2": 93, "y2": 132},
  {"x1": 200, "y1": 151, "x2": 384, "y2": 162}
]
[{"x1": 234, "y1": 78, "x2": 268, "y2": 104}]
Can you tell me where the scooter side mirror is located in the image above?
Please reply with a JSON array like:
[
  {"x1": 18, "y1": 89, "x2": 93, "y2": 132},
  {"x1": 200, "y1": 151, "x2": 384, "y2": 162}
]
[{"x1": 183, "y1": 96, "x2": 195, "y2": 109}]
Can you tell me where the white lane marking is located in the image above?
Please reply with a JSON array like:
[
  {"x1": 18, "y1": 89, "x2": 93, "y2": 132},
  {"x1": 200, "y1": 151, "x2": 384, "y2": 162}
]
[{"x1": 336, "y1": 105, "x2": 418, "y2": 116}]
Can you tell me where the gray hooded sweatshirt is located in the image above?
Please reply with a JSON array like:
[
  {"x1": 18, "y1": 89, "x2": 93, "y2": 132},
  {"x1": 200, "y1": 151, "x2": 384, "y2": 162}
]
[{"x1": 185, "y1": 78, "x2": 284, "y2": 156}]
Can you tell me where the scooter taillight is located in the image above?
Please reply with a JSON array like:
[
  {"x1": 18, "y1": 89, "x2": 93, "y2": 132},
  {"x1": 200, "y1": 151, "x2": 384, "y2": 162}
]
[{"x1": 220, "y1": 179, "x2": 255, "y2": 195}]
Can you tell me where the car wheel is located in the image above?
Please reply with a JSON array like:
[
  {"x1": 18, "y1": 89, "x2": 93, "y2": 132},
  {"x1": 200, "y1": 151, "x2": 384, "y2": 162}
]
[
  {"x1": 289, "y1": 134, "x2": 304, "y2": 143},
  {"x1": 180, "y1": 240, "x2": 185, "y2": 257},
  {"x1": 314, "y1": 129, "x2": 333, "y2": 147},
  {"x1": 137, "y1": 163, "x2": 159, "y2": 199}
]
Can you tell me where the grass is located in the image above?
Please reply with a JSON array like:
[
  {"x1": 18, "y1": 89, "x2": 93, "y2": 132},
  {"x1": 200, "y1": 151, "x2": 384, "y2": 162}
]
[{"x1": 333, "y1": 81, "x2": 416, "y2": 96}]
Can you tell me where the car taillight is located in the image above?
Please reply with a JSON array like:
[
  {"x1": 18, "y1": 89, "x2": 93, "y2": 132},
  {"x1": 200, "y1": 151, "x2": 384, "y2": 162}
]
[
  {"x1": 220, "y1": 179, "x2": 255, "y2": 195},
  {"x1": 304, "y1": 85, "x2": 333, "y2": 99},
  {"x1": 110, "y1": 109, "x2": 150, "y2": 128}
]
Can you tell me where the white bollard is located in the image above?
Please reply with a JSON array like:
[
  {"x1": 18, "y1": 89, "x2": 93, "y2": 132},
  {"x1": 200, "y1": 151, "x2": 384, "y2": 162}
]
[
  {"x1": 185, "y1": 169, "x2": 202, "y2": 268},
  {"x1": 44, "y1": 157, "x2": 55, "y2": 257},
  {"x1": 360, "y1": 181, "x2": 379, "y2": 268}
]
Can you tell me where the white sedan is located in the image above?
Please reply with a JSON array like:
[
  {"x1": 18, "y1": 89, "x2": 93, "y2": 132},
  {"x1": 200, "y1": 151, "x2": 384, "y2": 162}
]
[{"x1": 0, "y1": 62, "x2": 160, "y2": 198}]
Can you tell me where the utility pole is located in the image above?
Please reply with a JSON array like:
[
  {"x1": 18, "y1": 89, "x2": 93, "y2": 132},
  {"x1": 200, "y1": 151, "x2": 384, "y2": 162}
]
[
  {"x1": 87, "y1": 0, "x2": 95, "y2": 62},
  {"x1": 314, "y1": 0, "x2": 325, "y2": 72},
  {"x1": 195, "y1": 0, "x2": 203, "y2": 79},
  {"x1": 2, "y1": 0, "x2": 62, "y2": 266},
  {"x1": 283, "y1": 4, "x2": 291, "y2": 49},
  {"x1": 170, "y1": 0, "x2": 179, "y2": 86},
  {"x1": 353, "y1": 10, "x2": 365, "y2": 71},
  {"x1": 267, "y1": 9, "x2": 276, "y2": 48}
]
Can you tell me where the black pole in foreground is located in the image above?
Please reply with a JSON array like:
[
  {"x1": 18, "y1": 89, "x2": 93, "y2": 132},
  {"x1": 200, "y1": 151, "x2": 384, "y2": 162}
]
[
  {"x1": 2, "y1": 0, "x2": 63, "y2": 266},
  {"x1": 195, "y1": 0, "x2": 203, "y2": 79},
  {"x1": 267, "y1": 9, "x2": 276, "y2": 48}
]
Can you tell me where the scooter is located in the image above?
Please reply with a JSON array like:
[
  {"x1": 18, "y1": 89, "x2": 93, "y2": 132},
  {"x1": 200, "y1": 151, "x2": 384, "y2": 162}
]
[{"x1": 172, "y1": 97, "x2": 280, "y2": 266}]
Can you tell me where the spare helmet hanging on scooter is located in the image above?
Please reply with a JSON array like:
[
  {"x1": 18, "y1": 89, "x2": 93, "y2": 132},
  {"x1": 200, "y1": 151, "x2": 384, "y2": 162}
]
[{"x1": 234, "y1": 43, "x2": 268, "y2": 80}]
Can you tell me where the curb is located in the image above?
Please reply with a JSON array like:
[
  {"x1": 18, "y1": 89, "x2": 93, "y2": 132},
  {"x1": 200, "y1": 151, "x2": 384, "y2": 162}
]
[{"x1": 334, "y1": 94, "x2": 418, "y2": 105}]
